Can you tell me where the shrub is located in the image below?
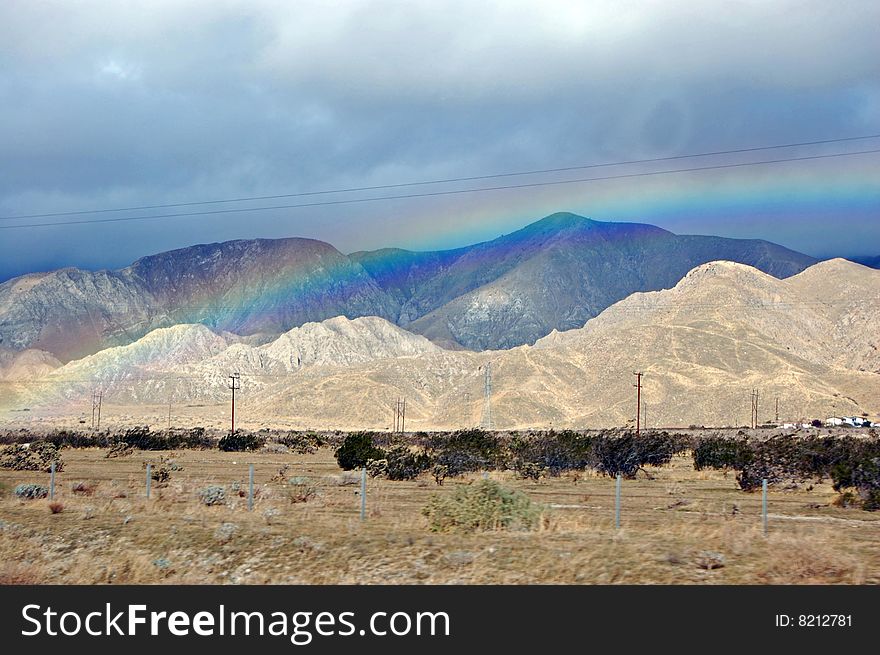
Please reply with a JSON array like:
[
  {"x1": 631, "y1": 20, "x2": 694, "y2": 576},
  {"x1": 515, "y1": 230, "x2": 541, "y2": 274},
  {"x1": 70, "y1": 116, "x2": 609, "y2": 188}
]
[
  {"x1": 709, "y1": 436, "x2": 816, "y2": 491},
  {"x1": 176, "y1": 427, "x2": 213, "y2": 450},
  {"x1": 48, "y1": 501, "x2": 64, "y2": 514},
  {"x1": 144, "y1": 455, "x2": 181, "y2": 484},
  {"x1": 692, "y1": 434, "x2": 880, "y2": 505},
  {"x1": 334, "y1": 432, "x2": 386, "y2": 470},
  {"x1": 423, "y1": 480, "x2": 541, "y2": 533},
  {"x1": 107, "y1": 427, "x2": 212, "y2": 451},
  {"x1": 591, "y1": 431, "x2": 686, "y2": 478},
  {"x1": 329, "y1": 471, "x2": 361, "y2": 486},
  {"x1": 14, "y1": 484, "x2": 49, "y2": 500},
  {"x1": 832, "y1": 491, "x2": 858, "y2": 508},
  {"x1": 365, "y1": 458, "x2": 388, "y2": 478},
  {"x1": 863, "y1": 489, "x2": 880, "y2": 512},
  {"x1": 105, "y1": 442, "x2": 134, "y2": 458},
  {"x1": 44, "y1": 430, "x2": 111, "y2": 449},
  {"x1": 0, "y1": 429, "x2": 35, "y2": 445},
  {"x1": 428, "y1": 429, "x2": 505, "y2": 477},
  {"x1": 214, "y1": 522, "x2": 237, "y2": 542},
  {"x1": 827, "y1": 439, "x2": 880, "y2": 510},
  {"x1": 730, "y1": 436, "x2": 872, "y2": 492},
  {"x1": 387, "y1": 447, "x2": 434, "y2": 481},
  {"x1": 509, "y1": 430, "x2": 592, "y2": 476},
  {"x1": 0, "y1": 442, "x2": 63, "y2": 472},
  {"x1": 71, "y1": 481, "x2": 95, "y2": 496},
  {"x1": 199, "y1": 486, "x2": 227, "y2": 506},
  {"x1": 515, "y1": 461, "x2": 546, "y2": 481},
  {"x1": 270, "y1": 463, "x2": 291, "y2": 483},
  {"x1": 692, "y1": 436, "x2": 753, "y2": 471},
  {"x1": 150, "y1": 465, "x2": 171, "y2": 484},
  {"x1": 287, "y1": 477, "x2": 317, "y2": 503},
  {"x1": 276, "y1": 431, "x2": 324, "y2": 454},
  {"x1": 119, "y1": 426, "x2": 169, "y2": 450},
  {"x1": 218, "y1": 431, "x2": 265, "y2": 452}
]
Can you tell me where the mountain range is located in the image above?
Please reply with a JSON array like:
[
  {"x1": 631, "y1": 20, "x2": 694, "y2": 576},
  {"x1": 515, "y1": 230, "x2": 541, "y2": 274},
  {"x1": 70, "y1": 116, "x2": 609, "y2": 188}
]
[
  {"x1": 4, "y1": 258, "x2": 879, "y2": 430},
  {"x1": 0, "y1": 212, "x2": 819, "y2": 360}
]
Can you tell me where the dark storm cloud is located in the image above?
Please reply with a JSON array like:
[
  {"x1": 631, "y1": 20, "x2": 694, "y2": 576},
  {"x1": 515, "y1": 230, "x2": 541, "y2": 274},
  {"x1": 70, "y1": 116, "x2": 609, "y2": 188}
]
[{"x1": 1, "y1": 1, "x2": 879, "y2": 280}]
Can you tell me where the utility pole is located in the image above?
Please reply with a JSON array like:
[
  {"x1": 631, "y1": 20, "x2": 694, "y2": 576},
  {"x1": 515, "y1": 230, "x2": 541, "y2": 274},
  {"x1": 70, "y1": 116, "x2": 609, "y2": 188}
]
[
  {"x1": 228, "y1": 373, "x2": 240, "y2": 433},
  {"x1": 775, "y1": 397, "x2": 779, "y2": 424},
  {"x1": 91, "y1": 389, "x2": 103, "y2": 430},
  {"x1": 750, "y1": 390, "x2": 754, "y2": 429},
  {"x1": 481, "y1": 362, "x2": 493, "y2": 430},
  {"x1": 750, "y1": 389, "x2": 759, "y2": 429},
  {"x1": 754, "y1": 389, "x2": 759, "y2": 429},
  {"x1": 392, "y1": 398, "x2": 407, "y2": 433},
  {"x1": 168, "y1": 394, "x2": 172, "y2": 431},
  {"x1": 633, "y1": 372, "x2": 643, "y2": 435}
]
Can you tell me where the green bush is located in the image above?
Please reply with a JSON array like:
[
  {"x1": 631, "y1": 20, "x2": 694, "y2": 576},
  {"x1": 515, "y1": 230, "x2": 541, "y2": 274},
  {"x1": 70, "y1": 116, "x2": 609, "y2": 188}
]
[
  {"x1": 422, "y1": 479, "x2": 541, "y2": 532},
  {"x1": 114, "y1": 426, "x2": 213, "y2": 451},
  {"x1": 692, "y1": 436, "x2": 753, "y2": 472},
  {"x1": 691, "y1": 434, "x2": 880, "y2": 506},
  {"x1": 515, "y1": 461, "x2": 547, "y2": 481},
  {"x1": 828, "y1": 440, "x2": 880, "y2": 510},
  {"x1": 0, "y1": 442, "x2": 64, "y2": 472},
  {"x1": 334, "y1": 432, "x2": 386, "y2": 470},
  {"x1": 14, "y1": 483, "x2": 49, "y2": 500},
  {"x1": 591, "y1": 431, "x2": 686, "y2": 478},
  {"x1": 509, "y1": 430, "x2": 592, "y2": 476},
  {"x1": 119, "y1": 426, "x2": 168, "y2": 450},
  {"x1": 218, "y1": 431, "x2": 265, "y2": 452},
  {"x1": 151, "y1": 465, "x2": 171, "y2": 484},
  {"x1": 44, "y1": 430, "x2": 112, "y2": 448},
  {"x1": 276, "y1": 431, "x2": 324, "y2": 454},
  {"x1": 384, "y1": 446, "x2": 434, "y2": 481},
  {"x1": 429, "y1": 429, "x2": 505, "y2": 477},
  {"x1": 175, "y1": 427, "x2": 213, "y2": 450},
  {"x1": 199, "y1": 485, "x2": 227, "y2": 506}
]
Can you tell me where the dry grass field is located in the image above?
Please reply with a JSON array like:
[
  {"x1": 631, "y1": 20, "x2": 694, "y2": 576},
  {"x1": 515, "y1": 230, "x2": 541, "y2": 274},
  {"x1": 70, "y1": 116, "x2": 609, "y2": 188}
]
[{"x1": 1, "y1": 446, "x2": 879, "y2": 585}]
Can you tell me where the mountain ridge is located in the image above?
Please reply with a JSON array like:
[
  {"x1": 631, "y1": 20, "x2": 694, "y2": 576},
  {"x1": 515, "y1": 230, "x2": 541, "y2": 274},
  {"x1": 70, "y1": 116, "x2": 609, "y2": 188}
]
[
  {"x1": 5, "y1": 258, "x2": 878, "y2": 430},
  {"x1": 0, "y1": 212, "x2": 820, "y2": 359}
]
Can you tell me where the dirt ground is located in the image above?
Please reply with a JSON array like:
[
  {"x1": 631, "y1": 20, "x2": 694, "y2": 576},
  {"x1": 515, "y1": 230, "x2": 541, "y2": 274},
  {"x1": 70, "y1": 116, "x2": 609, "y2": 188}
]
[{"x1": 1, "y1": 447, "x2": 878, "y2": 584}]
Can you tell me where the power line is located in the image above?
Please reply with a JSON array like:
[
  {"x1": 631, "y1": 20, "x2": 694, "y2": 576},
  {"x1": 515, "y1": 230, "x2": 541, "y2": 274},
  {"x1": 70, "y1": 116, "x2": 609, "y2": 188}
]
[
  {"x1": 2, "y1": 148, "x2": 879, "y2": 231},
  {"x1": 2, "y1": 133, "x2": 878, "y2": 222}
]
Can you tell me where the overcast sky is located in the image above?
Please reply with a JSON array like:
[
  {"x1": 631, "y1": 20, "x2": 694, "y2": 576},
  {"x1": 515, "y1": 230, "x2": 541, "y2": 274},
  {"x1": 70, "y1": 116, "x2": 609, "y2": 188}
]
[{"x1": 1, "y1": 0, "x2": 878, "y2": 280}]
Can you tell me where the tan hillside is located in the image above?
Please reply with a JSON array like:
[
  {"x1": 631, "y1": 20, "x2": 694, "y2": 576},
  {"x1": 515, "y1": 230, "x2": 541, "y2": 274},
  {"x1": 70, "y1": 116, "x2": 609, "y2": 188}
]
[
  {"x1": 0, "y1": 347, "x2": 63, "y2": 416},
  {"x1": 3, "y1": 260, "x2": 878, "y2": 431}
]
